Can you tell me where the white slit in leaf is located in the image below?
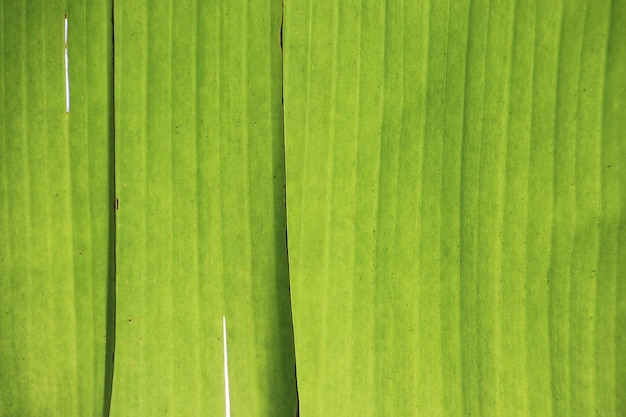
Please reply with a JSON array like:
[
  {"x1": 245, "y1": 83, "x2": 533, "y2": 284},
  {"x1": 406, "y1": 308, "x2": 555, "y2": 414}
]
[
  {"x1": 64, "y1": 14, "x2": 70, "y2": 113},
  {"x1": 223, "y1": 315, "x2": 231, "y2": 417}
]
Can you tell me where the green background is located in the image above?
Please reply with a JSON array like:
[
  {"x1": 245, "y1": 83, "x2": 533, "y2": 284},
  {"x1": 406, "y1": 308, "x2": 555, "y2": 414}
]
[{"x1": 1, "y1": 0, "x2": 625, "y2": 416}]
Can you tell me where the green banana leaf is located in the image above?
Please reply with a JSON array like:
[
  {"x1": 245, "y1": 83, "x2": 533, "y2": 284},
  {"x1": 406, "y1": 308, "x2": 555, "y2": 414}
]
[
  {"x1": 283, "y1": 0, "x2": 626, "y2": 416},
  {"x1": 109, "y1": 0, "x2": 296, "y2": 416},
  {"x1": 2, "y1": 0, "x2": 625, "y2": 416},
  {"x1": 0, "y1": 1, "x2": 114, "y2": 416}
]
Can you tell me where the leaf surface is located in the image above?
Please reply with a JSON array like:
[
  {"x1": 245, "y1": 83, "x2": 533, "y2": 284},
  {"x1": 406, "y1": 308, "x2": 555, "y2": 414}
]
[
  {"x1": 283, "y1": 0, "x2": 626, "y2": 415},
  {"x1": 110, "y1": 1, "x2": 297, "y2": 416},
  {"x1": 0, "y1": 1, "x2": 114, "y2": 416}
]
